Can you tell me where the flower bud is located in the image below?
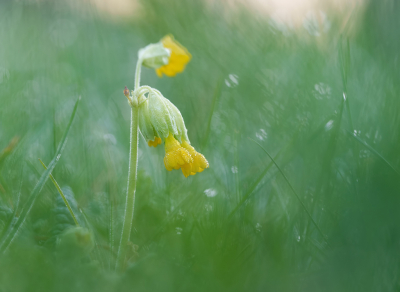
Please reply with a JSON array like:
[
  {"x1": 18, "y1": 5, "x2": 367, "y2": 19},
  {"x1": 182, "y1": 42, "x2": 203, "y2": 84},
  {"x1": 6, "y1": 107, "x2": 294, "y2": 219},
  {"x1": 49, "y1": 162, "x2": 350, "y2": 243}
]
[
  {"x1": 137, "y1": 88, "x2": 190, "y2": 145},
  {"x1": 138, "y1": 98, "x2": 157, "y2": 142},
  {"x1": 166, "y1": 100, "x2": 189, "y2": 143},
  {"x1": 138, "y1": 42, "x2": 170, "y2": 69},
  {"x1": 147, "y1": 90, "x2": 178, "y2": 139}
]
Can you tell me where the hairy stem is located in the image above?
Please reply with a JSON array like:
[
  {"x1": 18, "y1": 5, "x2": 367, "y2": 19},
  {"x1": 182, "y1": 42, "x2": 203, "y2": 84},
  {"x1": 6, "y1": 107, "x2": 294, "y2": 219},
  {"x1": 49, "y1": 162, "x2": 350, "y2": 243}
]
[
  {"x1": 115, "y1": 61, "x2": 141, "y2": 271},
  {"x1": 135, "y1": 59, "x2": 142, "y2": 91}
]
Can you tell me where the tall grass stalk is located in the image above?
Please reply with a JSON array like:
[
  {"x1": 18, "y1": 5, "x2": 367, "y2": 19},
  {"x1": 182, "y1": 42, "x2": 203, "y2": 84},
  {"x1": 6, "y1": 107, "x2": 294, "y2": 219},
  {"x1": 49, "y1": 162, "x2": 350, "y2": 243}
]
[{"x1": 38, "y1": 158, "x2": 79, "y2": 227}]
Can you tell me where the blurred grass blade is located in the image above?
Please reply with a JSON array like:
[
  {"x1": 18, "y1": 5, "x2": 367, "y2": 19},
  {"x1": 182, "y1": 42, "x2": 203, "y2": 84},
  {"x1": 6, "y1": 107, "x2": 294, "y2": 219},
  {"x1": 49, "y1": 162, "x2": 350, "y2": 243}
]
[
  {"x1": 0, "y1": 97, "x2": 80, "y2": 254},
  {"x1": 202, "y1": 77, "x2": 223, "y2": 151},
  {"x1": 38, "y1": 158, "x2": 79, "y2": 227},
  {"x1": 79, "y1": 207, "x2": 105, "y2": 269},
  {"x1": 338, "y1": 35, "x2": 350, "y2": 93},
  {"x1": 0, "y1": 168, "x2": 23, "y2": 240},
  {"x1": 229, "y1": 154, "x2": 277, "y2": 218},
  {"x1": 230, "y1": 107, "x2": 342, "y2": 218},
  {"x1": 249, "y1": 138, "x2": 327, "y2": 241},
  {"x1": 348, "y1": 131, "x2": 400, "y2": 176},
  {"x1": 0, "y1": 136, "x2": 19, "y2": 166}
]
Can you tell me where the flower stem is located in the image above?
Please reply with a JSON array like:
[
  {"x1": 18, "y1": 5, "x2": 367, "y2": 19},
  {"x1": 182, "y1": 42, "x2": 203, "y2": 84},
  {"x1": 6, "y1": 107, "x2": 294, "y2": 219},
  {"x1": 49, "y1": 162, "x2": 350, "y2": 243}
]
[
  {"x1": 135, "y1": 59, "x2": 142, "y2": 91},
  {"x1": 115, "y1": 61, "x2": 141, "y2": 271}
]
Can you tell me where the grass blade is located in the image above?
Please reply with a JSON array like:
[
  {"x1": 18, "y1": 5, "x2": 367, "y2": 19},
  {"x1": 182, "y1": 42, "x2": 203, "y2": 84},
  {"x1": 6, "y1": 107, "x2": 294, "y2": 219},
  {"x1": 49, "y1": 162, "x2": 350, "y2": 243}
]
[
  {"x1": 202, "y1": 77, "x2": 223, "y2": 151},
  {"x1": 38, "y1": 158, "x2": 79, "y2": 227},
  {"x1": 229, "y1": 107, "x2": 342, "y2": 218},
  {"x1": 0, "y1": 97, "x2": 80, "y2": 253},
  {"x1": 348, "y1": 131, "x2": 400, "y2": 177},
  {"x1": 249, "y1": 138, "x2": 327, "y2": 241}
]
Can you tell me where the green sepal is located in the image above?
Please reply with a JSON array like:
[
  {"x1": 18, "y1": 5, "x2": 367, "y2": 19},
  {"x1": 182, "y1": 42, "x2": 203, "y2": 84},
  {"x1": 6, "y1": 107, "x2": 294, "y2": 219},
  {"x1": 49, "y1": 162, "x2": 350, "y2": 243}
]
[{"x1": 138, "y1": 99, "x2": 158, "y2": 142}]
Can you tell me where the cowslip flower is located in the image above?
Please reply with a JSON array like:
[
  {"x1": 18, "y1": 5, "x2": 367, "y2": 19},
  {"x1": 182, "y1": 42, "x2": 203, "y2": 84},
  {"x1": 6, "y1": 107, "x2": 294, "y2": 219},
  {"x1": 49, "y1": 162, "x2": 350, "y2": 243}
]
[
  {"x1": 138, "y1": 35, "x2": 192, "y2": 77},
  {"x1": 156, "y1": 35, "x2": 192, "y2": 77},
  {"x1": 118, "y1": 34, "x2": 202, "y2": 271},
  {"x1": 137, "y1": 87, "x2": 208, "y2": 177}
]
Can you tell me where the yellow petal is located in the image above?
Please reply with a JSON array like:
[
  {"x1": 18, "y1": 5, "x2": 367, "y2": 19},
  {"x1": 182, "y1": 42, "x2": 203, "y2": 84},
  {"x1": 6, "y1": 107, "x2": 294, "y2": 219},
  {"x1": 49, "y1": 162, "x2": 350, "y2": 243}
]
[
  {"x1": 156, "y1": 35, "x2": 192, "y2": 77},
  {"x1": 148, "y1": 137, "x2": 162, "y2": 147},
  {"x1": 163, "y1": 134, "x2": 193, "y2": 176},
  {"x1": 181, "y1": 141, "x2": 209, "y2": 175},
  {"x1": 181, "y1": 164, "x2": 192, "y2": 178}
]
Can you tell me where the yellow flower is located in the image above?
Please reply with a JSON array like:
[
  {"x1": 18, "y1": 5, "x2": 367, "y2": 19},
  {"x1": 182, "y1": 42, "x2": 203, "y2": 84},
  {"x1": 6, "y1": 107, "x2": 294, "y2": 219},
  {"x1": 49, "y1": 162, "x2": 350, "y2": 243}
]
[
  {"x1": 148, "y1": 137, "x2": 162, "y2": 147},
  {"x1": 164, "y1": 134, "x2": 193, "y2": 177},
  {"x1": 162, "y1": 134, "x2": 209, "y2": 177},
  {"x1": 156, "y1": 35, "x2": 192, "y2": 77},
  {"x1": 181, "y1": 141, "x2": 209, "y2": 175}
]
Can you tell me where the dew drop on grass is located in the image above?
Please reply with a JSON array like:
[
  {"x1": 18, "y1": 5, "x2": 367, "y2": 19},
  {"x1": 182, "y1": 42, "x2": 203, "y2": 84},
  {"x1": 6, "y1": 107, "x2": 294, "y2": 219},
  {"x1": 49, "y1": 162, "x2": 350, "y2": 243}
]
[
  {"x1": 231, "y1": 166, "x2": 238, "y2": 173},
  {"x1": 204, "y1": 188, "x2": 217, "y2": 197},
  {"x1": 225, "y1": 74, "x2": 239, "y2": 87},
  {"x1": 325, "y1": 120, "x2": 334, "y2": 131},
  {"x1": 204, "y1": 204, "x2": 213, "y2": 212},
  {"x1": 313, "y1": 83, "x2": 332, "y2": 99},
  {"x1": 256, "y1": 129, "x2": 267, "y2": 141}
]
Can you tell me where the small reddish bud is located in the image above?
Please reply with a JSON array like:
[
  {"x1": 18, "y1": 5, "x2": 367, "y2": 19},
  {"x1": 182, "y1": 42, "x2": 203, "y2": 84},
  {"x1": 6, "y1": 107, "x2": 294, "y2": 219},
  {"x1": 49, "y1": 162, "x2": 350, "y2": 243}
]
[{"x1": 124, "y1": 86, "x2": 130, "y2": 98}]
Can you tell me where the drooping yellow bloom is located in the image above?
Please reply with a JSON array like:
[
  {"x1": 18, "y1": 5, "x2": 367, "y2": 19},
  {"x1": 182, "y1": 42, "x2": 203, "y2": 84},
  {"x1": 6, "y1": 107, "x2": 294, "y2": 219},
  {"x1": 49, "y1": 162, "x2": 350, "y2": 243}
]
[
  {"x1": 162, "y1": 133, "x2": 209, "y2": 177},
  {"x1": 148, "y1": 137, "x2": 162, "y2": 147},
  {"x1": 181, "y1": 141, "x2": 209, "y2": 175},
  {"x1": 164, "y1": 134, "x2": 193, "y2": 177},
  {"x1": 156, "y1": 35, "x2": 192, "y2": 77}
]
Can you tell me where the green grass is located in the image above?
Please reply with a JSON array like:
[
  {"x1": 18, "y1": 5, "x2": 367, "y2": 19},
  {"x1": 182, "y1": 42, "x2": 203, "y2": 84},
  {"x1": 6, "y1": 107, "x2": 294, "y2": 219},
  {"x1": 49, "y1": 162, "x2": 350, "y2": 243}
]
[{"x1": 0, "y1": 0, "x2": 400, "y2": 291}]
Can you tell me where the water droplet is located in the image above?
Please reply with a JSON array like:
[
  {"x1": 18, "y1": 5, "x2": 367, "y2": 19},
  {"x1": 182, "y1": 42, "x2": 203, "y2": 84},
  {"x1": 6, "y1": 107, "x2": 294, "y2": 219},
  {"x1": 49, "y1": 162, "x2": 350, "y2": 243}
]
[
  {"x1": 314, "y1": 83, "x2": 332, "y2": 99},
  {"x1": 225, "y1": 74, "x2": 239, "y2": 87},
  {"x1": 204, "y1": 188, "x2": 217, "y2": 198},
  {"x1": 297, "y1": 235, "x2": 301, "y2": 242},
  {"x1": 325, "y1": 120, "x2": 334, "y2": 131},
  {"x1": 231, "y1": 166, "x2": 238, "y2": 173},
  {"x1": 255, "y1": 223, "x2": 262, "y2": 233},
  {"x1": 175, "y1": 227, "x2": 182, "y2": 235},
  {"x1": 256, "y1": 129, "x2": 267, "y2": 141},
  {"x1": 204, "y1": 204, "x2": 213, "y2": 212},
  {"x1": 343, "y1": 93, "x2": 347, "y2": 101}
]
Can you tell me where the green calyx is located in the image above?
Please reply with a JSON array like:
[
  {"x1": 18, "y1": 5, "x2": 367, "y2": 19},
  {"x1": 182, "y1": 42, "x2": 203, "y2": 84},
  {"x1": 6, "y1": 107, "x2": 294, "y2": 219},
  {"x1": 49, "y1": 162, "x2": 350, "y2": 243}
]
[{"x1": 133, "y1": 86, "x2": 189, "y2": 144}]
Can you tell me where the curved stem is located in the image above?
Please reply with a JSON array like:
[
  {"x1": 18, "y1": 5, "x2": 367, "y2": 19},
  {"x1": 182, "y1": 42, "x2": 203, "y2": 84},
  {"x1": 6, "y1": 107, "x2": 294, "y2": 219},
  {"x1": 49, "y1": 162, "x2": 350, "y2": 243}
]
[
  {"x1": 135, "y1": 59, "x2": 142, "y2": 90},
  {"x1": 115, "y1": 105, "x2": 139, "y2": 271},
  {"x1": 115, "y1": 60, "x2": 142, "y2": 271}
]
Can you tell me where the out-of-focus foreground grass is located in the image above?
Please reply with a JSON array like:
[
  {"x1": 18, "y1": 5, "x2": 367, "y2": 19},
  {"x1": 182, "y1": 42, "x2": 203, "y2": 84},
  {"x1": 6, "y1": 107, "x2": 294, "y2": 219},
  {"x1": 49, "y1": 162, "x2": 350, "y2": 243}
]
[{"x1": 0, "y1": 0, "x2": 400, "y2": 291}]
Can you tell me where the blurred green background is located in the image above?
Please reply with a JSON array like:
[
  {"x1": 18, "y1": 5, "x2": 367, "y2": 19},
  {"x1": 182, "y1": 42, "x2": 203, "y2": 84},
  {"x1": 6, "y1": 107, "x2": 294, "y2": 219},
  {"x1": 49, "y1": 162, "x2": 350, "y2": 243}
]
[{"x1": 0, "y1": 0, "x2": 400, "y2": 291}]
